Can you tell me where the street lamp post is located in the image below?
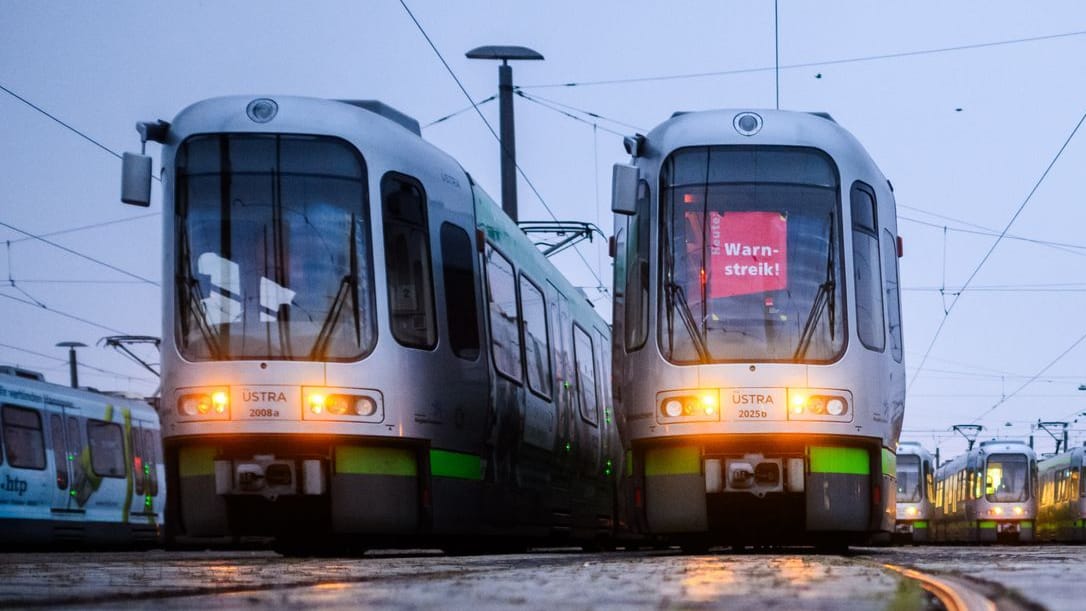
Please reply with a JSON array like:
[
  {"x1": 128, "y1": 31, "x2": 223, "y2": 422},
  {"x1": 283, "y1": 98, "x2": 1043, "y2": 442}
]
[
  {"x1": 466, "y1": 45, "x2": 543, "y2": 223},
  {"x1": 56, "y1": 341, "x2": 86, "y2": 388}
]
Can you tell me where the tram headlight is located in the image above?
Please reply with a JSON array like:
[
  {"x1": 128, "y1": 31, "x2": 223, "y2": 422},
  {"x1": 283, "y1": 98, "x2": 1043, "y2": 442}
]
[
  {"x1": 905, "y1": 505, "x2": 918, "y2": 517},
  {"x1": 787, "y1": 390, "x2": 851, "y2": 421},
  {"x1": 658, "y1": 391, "x2": 720, "y2": 423},
  {"x1": 303, "y1": 388, "x2": 382, "y2": 421},
  {"x1": 989, "y1": 506, "x2": 1005, "y2": 516},
  {"x1": 178, "y1": 389, "x2": 229, "y2": 420},
  {"x1": 1013, "y1": 506, "x2": 1024, "y2": 516}
]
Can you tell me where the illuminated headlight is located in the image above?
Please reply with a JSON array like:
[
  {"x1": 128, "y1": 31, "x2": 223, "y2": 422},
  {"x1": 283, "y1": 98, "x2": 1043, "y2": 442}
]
[
  {"x1": 658, "y1": 391, "x2": 719, "y2": 422},
  {"x1": 788, "y1": 390, "x2": 850, "y2": 420},
  {"x1": 304, "y1": 388, "x2": 381, "y2": 420},
  {"x1": 989, "y1": 506, "x2": 1005, "y2": 516},
  {"x1": 1013, "y1": 506, "x2": 1024, "y2": 516},
  {"x1": 905, "y1": 506, "x2": 918, "y2": 517},
  {"x1": 178, "y1": 389, "x2": 229, "y2": 419}
]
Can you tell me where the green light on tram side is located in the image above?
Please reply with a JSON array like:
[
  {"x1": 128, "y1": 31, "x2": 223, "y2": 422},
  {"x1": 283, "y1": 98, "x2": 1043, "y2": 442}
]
[
  {"x1": 565, "y1": 442, "x2": 572, "y2": 453},
  {"x1": 70, "y1": 490, "x2": 76, "y2": 497},
  {"x1": 605, "y1": 459, "x2": 613, "y2": 476}
]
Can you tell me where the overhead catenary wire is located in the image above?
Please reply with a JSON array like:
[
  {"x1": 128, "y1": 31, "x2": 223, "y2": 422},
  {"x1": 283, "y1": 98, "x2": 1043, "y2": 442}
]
[
  {"x1": 516, "y1": 91, "x2": 629, "y2": 138},
  {"x1": 0, "y1": 341, "x2": 156, "y2": 383},
  {"x1": 0, "y1": 292, "x2": 131, "y2": 336},
  {"x1": 899, "y1": 215, "x2": 1086, "y2": 256},
  {"x1": 6, "y1": 213, "x2": 160, "y2": 245},
  {"x1": 0, "y1": 221, "x2": 159, "y2": 286},
  {"x1": 521, "y1": 29, "x2": 1086, "y2": 89},
  {"x1": 969, "y1": 328, "x2": 1086, "y2": 424},
  {"x1": 0, "y1": 82, "x2": 161, "y2": 183},
  {"x1": 398, "y1": 0, "x2": 610, "y2": 295},
  {"x1": 908, "y1": 107, "x2": 1086, "y2": 393},
  {"x1": 422, "y1": 94, "x2": 497, "y2": 128}
]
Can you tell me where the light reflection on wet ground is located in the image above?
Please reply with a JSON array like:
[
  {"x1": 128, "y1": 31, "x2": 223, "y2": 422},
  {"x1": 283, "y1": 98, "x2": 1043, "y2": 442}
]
[{"x1": 0, "y1": 549, "x2": 906, "y2": 610}]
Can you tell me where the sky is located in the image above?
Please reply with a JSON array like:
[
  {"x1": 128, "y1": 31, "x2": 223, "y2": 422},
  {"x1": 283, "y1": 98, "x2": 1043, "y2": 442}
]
[{"x1": 2, "y1": 1, "x2": 1085, "y2": 461}]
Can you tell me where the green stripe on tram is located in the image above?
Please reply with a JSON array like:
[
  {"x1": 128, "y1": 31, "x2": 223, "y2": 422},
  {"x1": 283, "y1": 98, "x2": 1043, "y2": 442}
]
[
  {"x1": 644, "y1": 447, "x2": 701, "y2": 476},
  {"x1": 809, "y1": 447, "x2": 870, "y2": 475},
  {"x1": 913, "y1": 520, "x2": 929, "y2": 529},
  {"x1": 430, "y1": 449, "x2": 482, "y2": 480},
  {"x1": 335, "y1": 446, "x2": 417, "y2": 476},
  {"x1": 882, "y1": 447, "x2": 896, "y2": 477},
  {"x1": 978, "y1": 520, "x2": 997, "y2": 529},
  {"x1": 179, "y1": 446, "x2": 217, "y2": 477}
]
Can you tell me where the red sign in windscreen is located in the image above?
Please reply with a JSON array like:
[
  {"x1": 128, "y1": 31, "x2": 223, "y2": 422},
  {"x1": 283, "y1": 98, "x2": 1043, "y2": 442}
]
[{"x1": 708, "y1": 211, "x2": 788, "y2": 298}]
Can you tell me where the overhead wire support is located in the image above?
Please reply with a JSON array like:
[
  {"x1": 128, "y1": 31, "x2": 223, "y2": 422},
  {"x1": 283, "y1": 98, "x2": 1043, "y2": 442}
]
[
  {"x1": 515, "y1": 91, "x2": 628, "y2": 138},
  {"x1": 517, "y1": 221, "x2": 606, "y2": 257},
  {"x1": 909, "y1": 107, "x2": 1086, "y2": 393}
]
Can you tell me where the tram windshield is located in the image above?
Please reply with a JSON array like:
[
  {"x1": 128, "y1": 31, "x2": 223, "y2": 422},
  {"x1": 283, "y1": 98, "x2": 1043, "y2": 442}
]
[
  {"x1": 896, "y1": 455, "x2": 922, "y2": 502},
  {"x1": 659, "y1": 146, "x2": 845, "y2": 364},
  {"x1": 175, "y1": 134, "x2": 376, "y2": 362},
  {"x1": 985, "y1": 454, "x2": 1030, "y2": 502}
]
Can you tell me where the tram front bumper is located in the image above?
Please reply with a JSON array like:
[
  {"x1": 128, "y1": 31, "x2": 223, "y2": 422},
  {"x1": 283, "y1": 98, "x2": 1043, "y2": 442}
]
[{"x1": 214, "y1": 456, "x2": 326, "y2": 496}]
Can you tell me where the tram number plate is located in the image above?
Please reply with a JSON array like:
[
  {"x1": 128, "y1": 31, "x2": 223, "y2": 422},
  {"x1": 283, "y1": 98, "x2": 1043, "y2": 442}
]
[
  {"x1": 239, "y1": 387, "x2": 292, "y2": 419},
  {"x1": 724, "y1": 388, "x2": 786, "y2": 421}
]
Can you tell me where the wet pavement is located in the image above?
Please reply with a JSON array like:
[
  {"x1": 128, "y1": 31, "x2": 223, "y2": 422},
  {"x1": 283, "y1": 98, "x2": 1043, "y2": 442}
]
[{"x1": 2, "y1": 545, "x2": 1079, "y2": 609}]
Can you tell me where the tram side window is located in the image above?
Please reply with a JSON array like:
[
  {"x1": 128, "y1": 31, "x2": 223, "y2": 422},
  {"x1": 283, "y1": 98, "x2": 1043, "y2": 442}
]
[
  {"x1": 573, "y1": 325, "x2": 600, "y2": 426},
  {"x1": 50, "y1": 414, "x2": 68, "y2": 489},
  {"x1": 2, "y1": 405, "x2": 45, "y2": 470},
  {"x1": 87, "y1": 419, "x2": 126, "y2": 478},
  {"x1": 625, "y1": 179, "x2": 650, "y2": 351},
  {"x1": 520, "y1": 275, "x2": 552, "y2": 398},
  {"x1": 485, "y1": 244, "x2": 522, "y2": 382},
  {"x1": 881, "y1": 229, "x2": 903, "y2": 362},
  {"x1": 851, "y1": 183, "x2": 885, "y2": 351},
  {"x1": 440, "y1": 223, "x2": 481, "y2": 359},
  {"x1": 382, "y1": 173, "x2": 437, "y2": 349}
]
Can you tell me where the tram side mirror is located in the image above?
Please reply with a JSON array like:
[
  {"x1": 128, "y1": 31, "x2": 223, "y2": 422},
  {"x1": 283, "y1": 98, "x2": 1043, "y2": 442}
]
[
  {"x1": 611, "y1": 163, "x2": 638, "y2": 216},
  {"x1": 121, "y1": 152, "x2": 152, "y2": 207}
]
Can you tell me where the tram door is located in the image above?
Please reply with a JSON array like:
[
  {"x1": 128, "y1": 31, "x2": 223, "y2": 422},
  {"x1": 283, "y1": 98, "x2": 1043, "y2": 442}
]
[
  {"x1": 46, "y1": 402, "x2": 79, "y2": 514},
  {"x1": 551, "y1": 289, "x2": 575, "y2": 474}
]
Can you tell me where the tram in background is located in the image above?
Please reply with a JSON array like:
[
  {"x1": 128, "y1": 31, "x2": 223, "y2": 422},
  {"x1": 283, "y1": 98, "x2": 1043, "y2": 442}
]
[
  {"x1": 894, "y1": 441, "x2": 934, "y2": 543},
  {"x1": 0, "y1": 366, "x2": 163, "y2": 547},
  {"x1": 610, "y1": 109, "x2": 905, "y2": 550},
  {"x1": 1036, "y1": 445, "x2": 1086, "y2": 541},
  {"x1": 121, "y1": 96, "x2": 618, "y2": 551},
  {"x1": 931, "y1": 439, "x2": 1036, "y2": 542}
]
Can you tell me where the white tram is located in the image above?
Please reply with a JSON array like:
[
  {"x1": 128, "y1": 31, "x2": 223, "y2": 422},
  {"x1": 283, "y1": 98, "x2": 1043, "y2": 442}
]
[
  {"x1": 610, "y1": 110, "x2": 905, "y2": 549},
  {"x1": 121, "y1": 96, "x2": 618, "y2": 550},
  {"x1": 894, "y1": 441, "x2": 935, "y2": 542},
  {"x1": 0, "y1": 366, "x2": 163, "y2": 547},
  {"x1": 932, "y1": 440, "x2": 1037, "y2": 542}
]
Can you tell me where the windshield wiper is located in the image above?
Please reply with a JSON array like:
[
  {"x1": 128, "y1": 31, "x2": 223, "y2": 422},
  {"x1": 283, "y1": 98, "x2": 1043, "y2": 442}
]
[
  {"x1": 177, "y1": 226, "x2": 223, "y2": 359},
  {"x1": 666, "y1": 280, "x2": 710, "y2": 363},
  {"x1": 310, "y1": 219, "x2": 361, "y2": 359},
  {"x1": 794, "y1": 213, "x2": 836, "y2": 361}
]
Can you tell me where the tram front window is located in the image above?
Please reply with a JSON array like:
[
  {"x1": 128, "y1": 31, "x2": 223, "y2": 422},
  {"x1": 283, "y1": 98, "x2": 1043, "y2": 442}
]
[
  {"x1": 985, "y1": 454, "x2": 1029, "y2": 502},
  {"x1": 659, "y1": 146, "x2": 845, "y2": 364},
  {"x1": 175, "y1": 134, "x2": 376, "y2": 362},
  {"x1": 896, "y1": 455, "x2": 922, "y2": 502}
]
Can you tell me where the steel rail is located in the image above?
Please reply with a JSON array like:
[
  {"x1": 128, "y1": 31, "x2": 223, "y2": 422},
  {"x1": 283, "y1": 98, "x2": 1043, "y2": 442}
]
[{"x1": 884, "y1": 564, "x2": 997, "y2": 611}]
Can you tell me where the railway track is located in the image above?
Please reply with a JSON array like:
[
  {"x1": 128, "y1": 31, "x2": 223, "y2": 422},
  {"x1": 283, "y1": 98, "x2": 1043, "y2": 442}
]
[{"x1": 0, "y1": 548, "x2": 1034, "y2": 610}]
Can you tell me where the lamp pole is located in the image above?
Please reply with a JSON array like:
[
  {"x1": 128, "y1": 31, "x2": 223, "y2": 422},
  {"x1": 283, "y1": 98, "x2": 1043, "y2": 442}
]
[
  {"x1": 466, "y1": 45, "x2": 544, "y2": 223},
  {"x1": 56, "y1": 341, "x2": 86, "y2": 388}
]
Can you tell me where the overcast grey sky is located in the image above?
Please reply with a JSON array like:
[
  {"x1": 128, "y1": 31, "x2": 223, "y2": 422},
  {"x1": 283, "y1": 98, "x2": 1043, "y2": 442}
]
[{"x1": 2, "y1": 1, "x2": 1085, "y2": 459}]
